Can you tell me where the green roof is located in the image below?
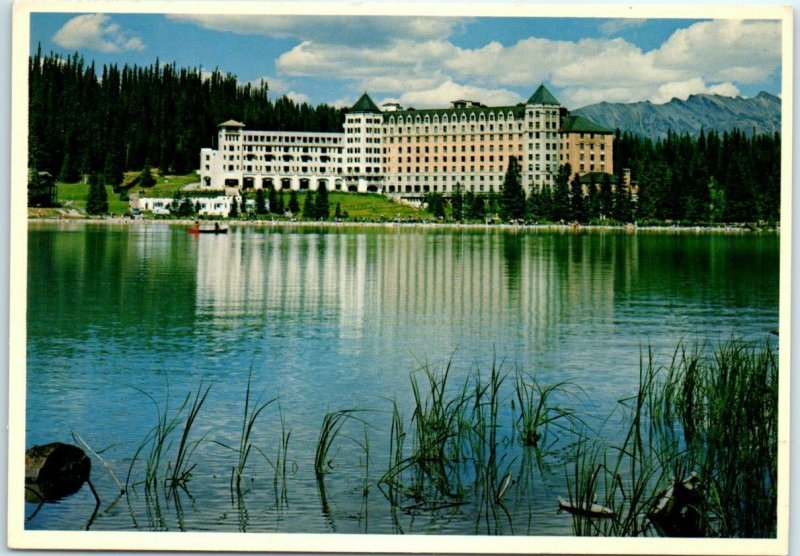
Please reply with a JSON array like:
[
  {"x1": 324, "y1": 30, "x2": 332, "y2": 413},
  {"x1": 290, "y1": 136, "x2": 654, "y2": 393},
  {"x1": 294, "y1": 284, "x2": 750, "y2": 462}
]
[
  {"x1": 527, "y1": 84, "x2": 560, "y2": 105},
  {"x1": 383, "y1": 104, "x2": 526, "y2": 122},
  {"x1": 350, "y1": 93, "x2": 381, "y2": 113},
  {"x1": 559, "y1": 115, "x2": 612, "y2": 134}
]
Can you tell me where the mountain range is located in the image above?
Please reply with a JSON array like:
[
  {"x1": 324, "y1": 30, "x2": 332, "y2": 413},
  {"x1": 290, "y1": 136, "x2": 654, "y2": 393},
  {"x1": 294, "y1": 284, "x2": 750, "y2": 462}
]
[{"x1": 572, "y1": 91, "x2": 781, "y2": 139}]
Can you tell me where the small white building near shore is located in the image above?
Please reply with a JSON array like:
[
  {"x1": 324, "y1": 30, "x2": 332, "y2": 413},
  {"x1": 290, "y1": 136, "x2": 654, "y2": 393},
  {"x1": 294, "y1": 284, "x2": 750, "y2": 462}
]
[{"x1": 133, "y1": 195, "x2": 243, "y2": 217}]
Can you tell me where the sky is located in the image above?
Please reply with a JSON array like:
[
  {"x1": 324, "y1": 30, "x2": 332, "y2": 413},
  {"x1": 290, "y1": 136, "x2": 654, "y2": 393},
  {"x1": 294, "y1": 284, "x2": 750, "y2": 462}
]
[{"x1": 29, "y1": 12, "x2": 783, "y2": 110}]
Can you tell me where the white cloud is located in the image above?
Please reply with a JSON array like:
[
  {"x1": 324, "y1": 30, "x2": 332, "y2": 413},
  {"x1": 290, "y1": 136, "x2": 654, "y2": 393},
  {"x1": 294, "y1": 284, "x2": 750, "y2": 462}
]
[
  {"x1": 177, "y1": 16, "x2": 781, "y2": 108},
  {"x1": 651, "y1": 20, "x2": 781, "y2": 83},
  {"x1": 649, "y1": 78, "x2": 740, "y2": 104},
  {"x1": 244, "y1": 75, "x2": 310, "y2": 103},
  {"x1": 168, "y1": 14, "x2": 465, "y2": 45},
  {"x1": 394, "y1": 80, "x2": 522, "y2": 108},
  {"x1": 53, "y1": 14, "x2": 145, "y2": 53},
  {"x1": 599, "y1": 19, "x2": 647, "y2": 36},
  {"x1": 286, "y1": 91, "x2": 311, "y2": 104}
]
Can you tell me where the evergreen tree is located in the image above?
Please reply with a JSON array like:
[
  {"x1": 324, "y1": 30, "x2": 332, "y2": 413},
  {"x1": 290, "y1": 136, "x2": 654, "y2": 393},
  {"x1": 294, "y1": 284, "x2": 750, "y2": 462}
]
[
  {"x1": 178, "y1": 196, "x2": 195, "y2": 217},
  {"x1": 288, "y1": 190, "x2": 300, "y2": 214},
  {"x1": 229, "y1": 197, "x2": 239, "y2": 218},
  {"x1": 499, "y1": 157, "x2": 526, "y2": 221},
  {"x1": 59, "y1": 151, "x2": 80, "y2": 183},
  {"x1": 598, "y1": 174, "x2": 613, "y2": 219},
  {"x1": 464, "y1": 191, "x2": 485, "y2": 220},
  {"x1": 539, "y1": 184, "x2": 555, "y2": 222},
  {"x1": 277, "y1": 190, "x2": 285, "y2": 215},
  {"x1": 611, "y1": 180, "x2": 632, "y2": 223},
  {"x1": 140, "y1": 164, "x2": 156, "y2": 188},
  {"x1": 552, "y1": 165, "x2": 572, "y2": 222},
  {"x1": 28, "y1": 170, "x2": 57, "y2": 208},
  {"x1": 334, "y1": 202, "x2": 342, "y2": 220},
  {"x1": 708, "y1": 177, "x2": 726, "y2": 223},
  {"x1": 569, "y1": 173, "x2": 585, "y2": 223},
  {"x1": 255, "y1": 188, "x2": 268, "y2": 215},
  {"x1": 314, "y1": 183, "x2": 330, "y2": 220},
  {"x1": 525, "y1": 187, "x2": 542, "y2": 221},
  {"x1": 85, "y1": 173, "x2": 108, "y2": 215},
  {"x1": 584, "y1": 182, "x2": 598, "y2": 222},
  {"x1": 302, "y1": 190, "x2": 314, "y2": 218},
  {"x1": 103, "y1": 151, "x2": 123, "y2": 190},
  {"x1": 268, "y1": 186, "x2": 278, "y2": 214},
  {"x1": 424, "y1": 192, "x2": 446, "y2": 219},
  {"x1": 451, "y1": 183, "x2": 464, "y2": 221}
]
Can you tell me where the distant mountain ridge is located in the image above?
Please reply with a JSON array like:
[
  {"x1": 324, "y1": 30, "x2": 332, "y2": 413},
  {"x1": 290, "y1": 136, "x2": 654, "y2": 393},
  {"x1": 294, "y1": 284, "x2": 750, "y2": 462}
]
[{"x1": 572, "y1": 92, "x2": 781, "y2": 139}]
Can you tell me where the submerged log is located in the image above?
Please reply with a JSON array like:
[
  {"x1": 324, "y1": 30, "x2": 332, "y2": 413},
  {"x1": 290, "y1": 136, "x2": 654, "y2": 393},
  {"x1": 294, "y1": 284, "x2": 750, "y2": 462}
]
[
  {"x1": 557, "y1": 496, "x2": 615, "y2": 518},
  {"x1": 25, "y1": 443, "x2": 91, "y2": 501}
]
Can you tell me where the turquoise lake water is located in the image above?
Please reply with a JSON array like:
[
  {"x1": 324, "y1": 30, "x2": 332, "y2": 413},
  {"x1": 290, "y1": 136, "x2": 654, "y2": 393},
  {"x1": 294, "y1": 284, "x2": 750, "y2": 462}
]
[{"x1": 25, "y1": 222, "x2": 779, "y2": 534}]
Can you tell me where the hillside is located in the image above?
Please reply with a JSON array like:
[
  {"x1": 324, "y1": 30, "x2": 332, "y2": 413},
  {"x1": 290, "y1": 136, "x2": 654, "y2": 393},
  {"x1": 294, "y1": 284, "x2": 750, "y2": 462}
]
[{"x1": 573, "y1": 92, "x2": 781, "y2": 139}]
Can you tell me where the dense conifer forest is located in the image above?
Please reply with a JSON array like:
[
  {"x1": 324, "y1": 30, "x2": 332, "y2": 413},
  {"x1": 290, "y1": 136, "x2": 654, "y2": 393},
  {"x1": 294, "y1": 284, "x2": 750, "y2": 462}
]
[
  {"x1": 613, "y1": 129, "x2": 781, "y2": 224},
  {"x1": 28, "y1": 49, "x2": 345, "y2": 181},
  {"x1": 28, "y1": 50, "x2": 781, "y2": 223}
]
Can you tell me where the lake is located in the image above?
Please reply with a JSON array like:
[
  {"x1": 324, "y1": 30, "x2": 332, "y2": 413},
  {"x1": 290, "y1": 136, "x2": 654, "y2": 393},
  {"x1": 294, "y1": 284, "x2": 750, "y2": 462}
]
[{"x1": 25, "y1": 222, "x2": 779, "y2": 534}]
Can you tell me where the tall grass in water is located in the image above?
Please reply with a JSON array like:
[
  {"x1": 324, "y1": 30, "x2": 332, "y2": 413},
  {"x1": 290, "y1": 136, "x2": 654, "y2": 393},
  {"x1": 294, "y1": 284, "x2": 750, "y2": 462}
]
[
  {"x1": 125, "y1": 382, "x2": 211, "y2": 495},
  {"x1": 513, "y1": 370, "x2": 582, "y2": 447},
  {"x1": 213, "y1": 368, "x2": 277, "y2": 496},
  {"x1": 379, "y1": 360, "x2": 473, "y2": 510},
  {"x1": 314, "y1": 409, "x2": 370, "y2": 477},
  {"x1": 566, "y1": 338, "x2": 778, "y2": 538}
]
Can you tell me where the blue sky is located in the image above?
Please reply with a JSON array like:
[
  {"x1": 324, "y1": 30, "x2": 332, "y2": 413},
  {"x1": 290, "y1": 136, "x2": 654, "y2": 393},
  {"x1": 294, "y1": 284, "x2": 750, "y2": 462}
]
[{"x1": 30, "y1": 13, "x2": 782, "y2": 110}]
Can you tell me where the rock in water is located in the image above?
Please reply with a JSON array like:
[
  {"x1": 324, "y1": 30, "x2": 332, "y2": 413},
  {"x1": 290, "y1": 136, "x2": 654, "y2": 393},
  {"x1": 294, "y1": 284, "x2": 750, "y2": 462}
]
[{"x1": 25, "y1": 443, "x2": 91, "y2": 501}]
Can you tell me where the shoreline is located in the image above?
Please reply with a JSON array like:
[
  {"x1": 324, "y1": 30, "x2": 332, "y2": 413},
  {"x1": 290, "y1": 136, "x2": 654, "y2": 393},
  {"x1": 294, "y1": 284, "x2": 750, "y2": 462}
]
[{"x1": 26, "y1": 216, "x2": 779, "y2": 234}]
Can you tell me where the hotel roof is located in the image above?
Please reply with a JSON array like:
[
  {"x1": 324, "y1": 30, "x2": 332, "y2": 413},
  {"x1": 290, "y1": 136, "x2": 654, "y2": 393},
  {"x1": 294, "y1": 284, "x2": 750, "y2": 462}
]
[
  {"x1": 350, "y1": 93, "x2": 382, "y2": 114},
  {"x1": 527, "y1": 84, "x2": 560, "y2": 106},
  {"x1": 559, "y1": 115, "x2": 613, "y2": 134}
]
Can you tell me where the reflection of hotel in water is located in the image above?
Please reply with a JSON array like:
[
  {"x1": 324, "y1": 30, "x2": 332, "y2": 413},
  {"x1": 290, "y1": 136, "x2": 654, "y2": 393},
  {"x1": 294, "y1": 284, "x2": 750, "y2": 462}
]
[{"x1": 194, "y1": 229, "x2": 636, "y2": 344}]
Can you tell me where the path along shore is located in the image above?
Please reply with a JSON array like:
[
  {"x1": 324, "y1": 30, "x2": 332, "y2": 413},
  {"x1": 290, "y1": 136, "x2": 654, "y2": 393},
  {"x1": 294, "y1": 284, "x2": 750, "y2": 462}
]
[{"x1": 27, "y1": 215, "x2": 777, "y2": 234}]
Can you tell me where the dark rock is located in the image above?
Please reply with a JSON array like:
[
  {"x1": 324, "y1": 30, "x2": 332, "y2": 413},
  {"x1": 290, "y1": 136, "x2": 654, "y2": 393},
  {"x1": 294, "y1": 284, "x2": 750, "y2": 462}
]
[{"x1": 25, "y1": 443, "x2": 91, "y2": 501}]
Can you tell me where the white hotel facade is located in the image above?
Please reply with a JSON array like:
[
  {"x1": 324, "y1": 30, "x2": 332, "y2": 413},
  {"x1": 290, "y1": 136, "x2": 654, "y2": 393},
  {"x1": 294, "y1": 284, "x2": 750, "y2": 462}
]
[{"x1": 198, "y1": 85, "x2": 614, "y2": 198}]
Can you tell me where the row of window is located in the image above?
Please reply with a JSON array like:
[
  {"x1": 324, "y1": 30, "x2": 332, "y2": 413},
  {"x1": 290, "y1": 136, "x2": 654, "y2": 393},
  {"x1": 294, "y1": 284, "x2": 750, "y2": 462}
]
[
  {"x1": 384, "y1": 122, "x2": 525, "y2": 136},
  {"x1": 237, "y1": 134, "x2": 343, "y2": 144},
  {"x1": 242, "y1": 145, "x2": 342, "y2": 154},
  {"x1": 387, "y1": 112, "x2": 519, "y2": 125},
  {"x1": 387, "y1": 144, "x2": 510, "y2": 154}
]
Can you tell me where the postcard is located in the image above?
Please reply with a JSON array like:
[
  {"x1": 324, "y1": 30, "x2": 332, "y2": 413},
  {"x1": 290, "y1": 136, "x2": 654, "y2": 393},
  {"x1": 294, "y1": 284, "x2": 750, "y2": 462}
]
[{"x1": 7, "y1": 2, "x2": 792, "y2": 554}]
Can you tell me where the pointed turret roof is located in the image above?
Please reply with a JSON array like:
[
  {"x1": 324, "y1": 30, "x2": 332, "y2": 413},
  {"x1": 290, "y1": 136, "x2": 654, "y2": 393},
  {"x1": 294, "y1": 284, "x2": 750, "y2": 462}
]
[
  {"x1": 527, "y1": 84, "x2": 560, "y2": 106},
  {"x1": 350, "y1": 92, "x2": 381, "y2": 113}
]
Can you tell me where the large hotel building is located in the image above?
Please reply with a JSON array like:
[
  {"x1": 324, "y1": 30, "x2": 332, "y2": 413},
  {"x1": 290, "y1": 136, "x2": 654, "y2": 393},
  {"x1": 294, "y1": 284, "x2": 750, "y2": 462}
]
[{"x1": 199, "y1": 84, "x2": 614, "y2": 198}]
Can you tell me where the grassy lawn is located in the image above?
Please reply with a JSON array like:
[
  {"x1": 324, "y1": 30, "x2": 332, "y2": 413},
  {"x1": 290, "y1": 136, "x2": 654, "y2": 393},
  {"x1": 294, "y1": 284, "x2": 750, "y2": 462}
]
[
  {"x1": 48, "y1": 174, "x2": 430, "y2": 221},
  {"x1": 126, "y1": 171, "x2": 199, "y2": 198},
  {"x1": 319, "y1": 192, "x2": 428, "y2": 220},
  {"x1": 54, "y1": 172, "x2": 201, "y2": 215}
]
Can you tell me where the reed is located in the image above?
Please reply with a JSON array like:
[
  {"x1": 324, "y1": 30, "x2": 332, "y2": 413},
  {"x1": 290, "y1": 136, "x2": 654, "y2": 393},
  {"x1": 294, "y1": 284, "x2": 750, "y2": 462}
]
[
  {"x1": 167, "y1": 383, "x2": 211, "y2": 490},
  {"x1": 565, "y1": 338, "x2": 778, "y2": 538},
  {"x1": 220, "y1": 368, "x2": 277, "y2": 495},
  {"x1": 513, "y1": 371, "x2": 582, "y2": 447},
  {"x1": 125, "y1": 382, "x2": 210, "y2": 495},
  {"x1": 314, "y1": 409, "x2": 370, "y2": 477}
]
